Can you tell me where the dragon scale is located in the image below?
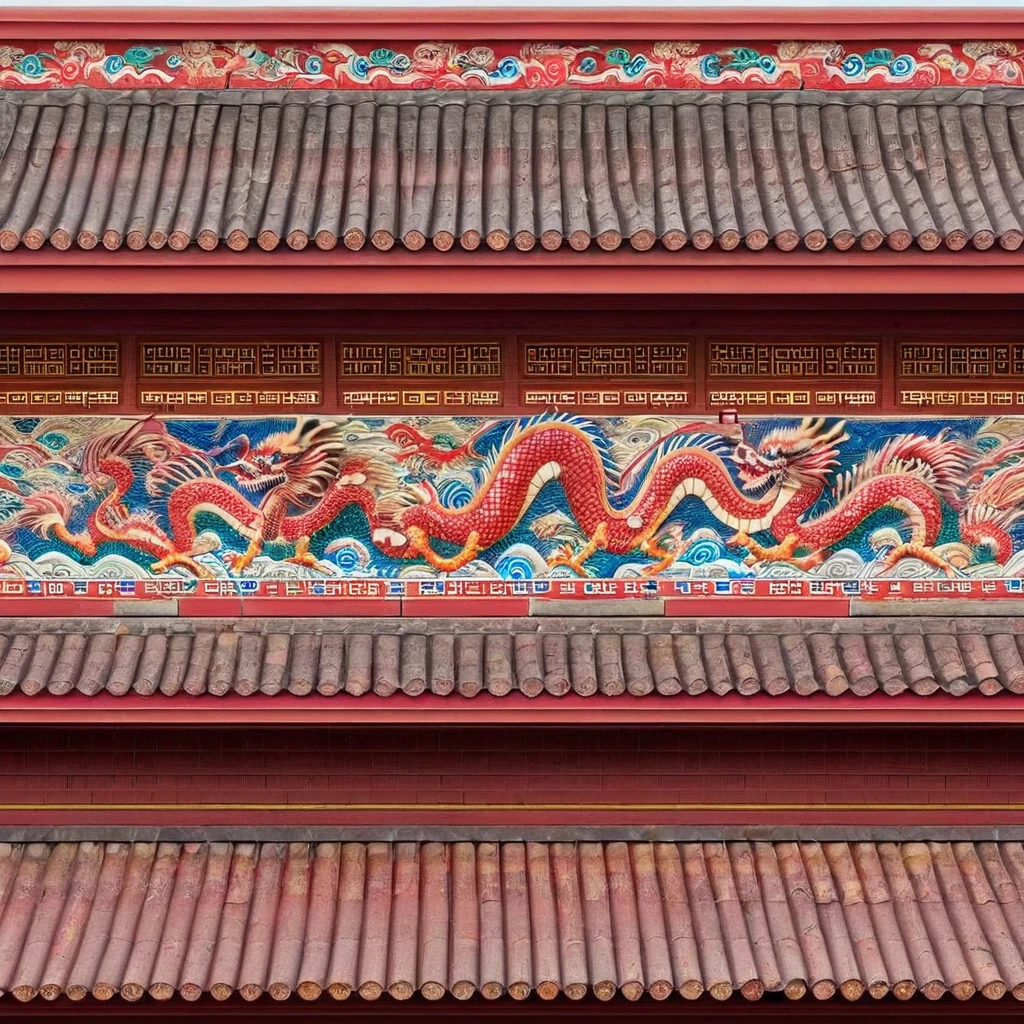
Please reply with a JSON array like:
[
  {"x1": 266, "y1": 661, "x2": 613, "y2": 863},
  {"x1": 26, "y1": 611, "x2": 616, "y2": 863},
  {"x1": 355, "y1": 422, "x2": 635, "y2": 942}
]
[{"x1": 392, "y1": 423, "x2": 802, "y2": 554}]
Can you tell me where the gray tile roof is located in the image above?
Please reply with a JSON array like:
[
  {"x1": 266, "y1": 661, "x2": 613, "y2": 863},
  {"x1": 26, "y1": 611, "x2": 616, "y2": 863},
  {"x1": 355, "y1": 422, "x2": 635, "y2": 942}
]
[
  {"x1": 0, "y1": 839, "x2": 1022, "y2": 1004},
  {"x1": 3, "y1": 88, "x2": 1024, "y2": 253},
  {"x1": 0, "y1": 617, "x2": 1020, "y2": 698}
]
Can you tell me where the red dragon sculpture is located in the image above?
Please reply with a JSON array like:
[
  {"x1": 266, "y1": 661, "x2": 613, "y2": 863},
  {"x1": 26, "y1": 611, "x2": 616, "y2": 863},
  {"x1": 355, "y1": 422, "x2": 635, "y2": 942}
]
[
  {"x1": 147, "y1": 419, "x2": 388, "y2": 574},
  {"x1": 375, "y1": 416, "x2": 974, "y2": 576},
  {"x1": 726, "y1": 419, "x2": 973, "y2": 573},
  {"x1": 0, "y1": 414, "x2": 985, "y2": 580},
  {"x1": 10, "y1": 418, "x2": 389, "y2": 578}
]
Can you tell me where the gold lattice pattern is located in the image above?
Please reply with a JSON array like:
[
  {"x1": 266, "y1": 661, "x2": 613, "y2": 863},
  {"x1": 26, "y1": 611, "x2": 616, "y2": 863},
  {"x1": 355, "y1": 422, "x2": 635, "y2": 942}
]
[
  {"x1": 0, "y1": 343, "x2": 119, "y2": 377},
  {"x1": 340, "y1": 344, "x2": 502, "y2": 378},
  {"x1": 0, "y1": 390, "x2": 119, "y2": 407},
  {"x1": 342, "y1": 390, "x2": 503, "y2": 407},
  {"x1": 523, "y1": 343, "x2": 689, "y2": 378},
  {"x1": 707, "y1": 343, "x2": 878, "y2": 378},
  {"x1": 141, "y1": 343, "x2": 321, "y2": 378},
  {"x1": 140, "y1": 390, "x2": 322, "y2": 407},
  {"x1": 899, "y1": 343, "x2": 1024, "y2": 378}
]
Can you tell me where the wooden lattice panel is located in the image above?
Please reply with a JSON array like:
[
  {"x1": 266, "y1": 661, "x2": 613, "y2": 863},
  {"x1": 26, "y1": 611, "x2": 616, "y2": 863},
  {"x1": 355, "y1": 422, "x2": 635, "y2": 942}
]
[
  {"x1": 1, "y1": 335, "x2": 1022, "y2": 415},
  {"x1": 702, "y1": 340, "x2": 881, "y2": 412},
  {"x1": 899, "y1": 342, "x2": 1024, "y2": 378},
  {"x1": 0, "y1": 341, "x2": 120, "y2": 377},
  {"x1": 339, "y1": 342, "x2": 502, "y2": 378},
  {"x1": 707, "y1": 341, "x2": 879, "y2": 378},
  {"x1": 134, "y1": 338, "x2": 325, "y2": 411},
  {"x1": 897, "y1": 339, "x2": 1024, "y2": 412},
  {"x1": 141, "y1": 341, "x2": 321, "y2": 378},
  {"x1": 523, "y1": 340, "x2": 690, "y2": 378}
]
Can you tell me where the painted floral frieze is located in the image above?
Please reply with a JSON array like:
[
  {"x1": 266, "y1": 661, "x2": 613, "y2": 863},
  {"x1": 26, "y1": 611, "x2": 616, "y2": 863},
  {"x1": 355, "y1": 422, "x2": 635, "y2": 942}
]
[{"x1": 1, "y1": 40, "x2": 1024, "y2": 90}]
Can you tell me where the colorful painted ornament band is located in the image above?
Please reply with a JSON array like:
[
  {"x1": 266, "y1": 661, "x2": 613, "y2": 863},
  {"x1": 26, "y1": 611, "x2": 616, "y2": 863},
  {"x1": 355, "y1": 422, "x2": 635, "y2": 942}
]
[
  {"x1": 1, "y1": 41, "x2": 1024, "y2": 90},
  {"x1": 0, "y1": 414, "x2": 1021, "y2": 586}
]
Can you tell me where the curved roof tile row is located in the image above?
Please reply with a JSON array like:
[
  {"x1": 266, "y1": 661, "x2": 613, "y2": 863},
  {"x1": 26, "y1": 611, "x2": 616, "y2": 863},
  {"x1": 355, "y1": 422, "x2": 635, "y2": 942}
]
[
  {"x1": 0, "y1": 619, "x2": 1017, "y2": 699},
  {"x1": 2, "y1": 90, "x2": 1024, "y2": 254},
  {"x1": 1, "y1": 840, "x2": 1023, "y2": 1004}
]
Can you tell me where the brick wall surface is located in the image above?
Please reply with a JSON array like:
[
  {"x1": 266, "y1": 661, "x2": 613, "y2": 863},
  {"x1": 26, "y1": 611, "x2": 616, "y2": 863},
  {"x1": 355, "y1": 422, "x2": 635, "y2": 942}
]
[{"x1": 0, "y1": 727, "x2": 1014, "y2": 807}]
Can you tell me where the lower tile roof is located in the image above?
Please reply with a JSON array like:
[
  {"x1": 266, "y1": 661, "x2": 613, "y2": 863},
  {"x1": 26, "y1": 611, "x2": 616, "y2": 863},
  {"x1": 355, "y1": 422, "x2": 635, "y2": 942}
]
[
  {"x1": 0, "y1": 839, "x2": 1023, "y2": 1004},
  {"x1": 0, "y1": 617, "x2": 1021, "y2": 699}
]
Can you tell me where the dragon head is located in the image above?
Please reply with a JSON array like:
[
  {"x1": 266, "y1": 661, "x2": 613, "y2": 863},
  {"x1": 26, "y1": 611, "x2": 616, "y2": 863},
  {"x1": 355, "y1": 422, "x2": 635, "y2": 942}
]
[
  {"x1": 214, "y1": 419, "x2": 346, "y2": 508},
  {"x1": 216, "y1": 418, "x2": 398, "y2": 510},
  {"x1": 732, "y1": 417, "x2": 849, "y2": 496}
]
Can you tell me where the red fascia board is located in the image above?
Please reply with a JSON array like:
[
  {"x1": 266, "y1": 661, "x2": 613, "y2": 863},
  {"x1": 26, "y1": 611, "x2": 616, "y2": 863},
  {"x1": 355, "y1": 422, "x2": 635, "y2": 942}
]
[
  {"x1": 1, "y1": 995, "x2": 1018, "y2": 1020},
  {"x1": 5, "y1": 249, "x2": 1024, "y2": 297},
  {"x1": 5, "y1": 809, "x2": 1024, "y2": 829},
  {"x1": 2, "y1": 6, "x2": 1024, "y2": 40},
  {"x1": 4, "y1": 692, "x2": 1024, "y2": 726}
]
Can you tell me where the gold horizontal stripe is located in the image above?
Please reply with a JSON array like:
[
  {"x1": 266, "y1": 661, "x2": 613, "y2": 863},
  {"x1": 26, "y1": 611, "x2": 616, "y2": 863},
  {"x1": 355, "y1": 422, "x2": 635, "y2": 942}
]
[{"x1": 1, "y1": 803, "x2": 1022, "y2": 812}]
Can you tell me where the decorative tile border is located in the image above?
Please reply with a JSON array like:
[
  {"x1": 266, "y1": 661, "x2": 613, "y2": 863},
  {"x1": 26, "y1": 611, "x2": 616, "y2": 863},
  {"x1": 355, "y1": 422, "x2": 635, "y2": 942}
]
[{"x1": 1, "y1": 40, "x2": 1024, "y2": 90}]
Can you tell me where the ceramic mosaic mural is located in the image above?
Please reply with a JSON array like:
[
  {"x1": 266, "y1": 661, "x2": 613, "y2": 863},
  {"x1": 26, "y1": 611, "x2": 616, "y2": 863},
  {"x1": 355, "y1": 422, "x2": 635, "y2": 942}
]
[
  {"x1": 3, "y1": 40, "x2": 1024, "y2": 90},
  {"x1": 0, "y1": 413, "x2": 1023, "y2": 586}
]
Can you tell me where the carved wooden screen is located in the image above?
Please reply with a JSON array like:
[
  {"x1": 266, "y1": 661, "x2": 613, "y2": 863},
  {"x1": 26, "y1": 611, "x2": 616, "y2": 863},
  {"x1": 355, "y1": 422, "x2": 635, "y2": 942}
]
[{"x1": 0, "y1": 335, "x2": 1012, "y2": 416}]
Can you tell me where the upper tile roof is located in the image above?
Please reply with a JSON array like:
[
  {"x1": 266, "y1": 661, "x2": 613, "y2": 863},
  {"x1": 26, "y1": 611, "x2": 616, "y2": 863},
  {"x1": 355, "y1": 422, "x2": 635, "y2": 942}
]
[
  {"x1": 1, "y1": 839, "x2": 1023, "y2": 1004},
  {"x1": 0, "y1": 617, "x2": 1021, "y2": 699},
  {"x1": 2, "y1": 88, "x2": 1024, "y2": 254}
]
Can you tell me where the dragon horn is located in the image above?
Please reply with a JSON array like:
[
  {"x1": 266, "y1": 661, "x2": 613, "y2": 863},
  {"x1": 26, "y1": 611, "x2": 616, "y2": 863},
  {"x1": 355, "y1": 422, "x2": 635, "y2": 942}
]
[
  {"x1": 820, "y1": 419, "x2": 849, "y2": 445},
  {"x1": 279, "y1": 416, "x2": 331, "y2": 454},
  {"x1": 277, "y1": 417, "x2": 311, "y2": 452},
  {"x1": 209, "y1": 434, "x2": 250, "y2": 459}
]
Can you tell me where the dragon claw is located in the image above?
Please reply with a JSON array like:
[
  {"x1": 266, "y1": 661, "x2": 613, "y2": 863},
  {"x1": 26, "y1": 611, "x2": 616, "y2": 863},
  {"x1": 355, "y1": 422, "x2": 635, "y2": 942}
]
[
  {"x1": 284, "y1": 553, "x2": 329, "y2": 572},
  {"x1": 283, "y1": 536, "x2": 330, "y2": 573},
  {"x1": 545, "y1": 523, "x2": 609, "y2": 576},
  {"x1": 547, "y1": 549, "x2": 593, "y2": 577},
  {"x1": 150, "y1": 553, "x2": 216, "y2": 580},
  {"x1": 407, "y1": 526, "x2": 484, "y2": 573},
  {"x1": 728, "y1": 532, "x2": 824, "y2": 571},
  {"x1": 222, "y1": 540, "x2": 262, "y2": 575},
  {"x1": 639, "y1": 535, "x2": 689, "y2": 576},
  {"x1": 883, "y1": 542, "x2": 958, "y2": 577}
]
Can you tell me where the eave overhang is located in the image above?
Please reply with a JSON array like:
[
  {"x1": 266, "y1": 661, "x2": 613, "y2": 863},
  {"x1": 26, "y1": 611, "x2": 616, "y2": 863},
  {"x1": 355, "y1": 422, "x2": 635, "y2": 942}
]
[{"x1": 2, "y1": 616, "x2": 1024, "y2": 724}]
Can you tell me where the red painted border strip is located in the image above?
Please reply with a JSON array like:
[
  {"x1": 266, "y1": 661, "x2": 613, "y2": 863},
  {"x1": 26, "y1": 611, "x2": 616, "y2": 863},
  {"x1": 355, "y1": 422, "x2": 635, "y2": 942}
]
[
  {"x1": 0, "y1": 599, "x2": 116, "y2": 617},
  {"x1": 4, "y1": 250, "x2": 1024, "y2": 297},
  {"x1": 2, "y1": 808, "x2": 1022, "y2": 828},
  {"x1": 402, "y1": 597, "x2": 531, "y2": 618},
  {"x1": 2, "y1": 6, "x2": 1024, "y2": 41},
  {"x1": 6, "y1": 591, "x2": 1024, "y2": 616},
  {"x1": 0, "y1": 595, "x2": 856, "y2": 618},
  {"x1": 3, "y1": 692, "x2": 1024, "y2": 726},
  {"x1": 663, "y1": 597, "x2": 851, "y2": 618},
  {"x1": 240, "y1": 597, "x2": 400, "y2": 617},
  {"x1": 175, "y1": 596, "x2": 244, "y2": 617}
]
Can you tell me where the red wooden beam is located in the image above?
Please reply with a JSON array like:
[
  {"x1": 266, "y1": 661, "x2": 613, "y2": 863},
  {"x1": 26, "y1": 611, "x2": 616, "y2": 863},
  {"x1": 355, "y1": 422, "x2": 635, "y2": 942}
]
[
  {"x1": 4, "y1": 249, "x2": 1024, "y2": 296},
  {"x1": 4, "y1": 692, "x2": 1024, "y2": 726},
  {"x1": 1, "y1": 5, "x2": 1023, "y2": 41},
  {"x1": 3, "y1": 808, "x2": 1024, "y2": 828},
  {"x1": 0, "y1": 992, "x2": 1014, "y2": 1019}
]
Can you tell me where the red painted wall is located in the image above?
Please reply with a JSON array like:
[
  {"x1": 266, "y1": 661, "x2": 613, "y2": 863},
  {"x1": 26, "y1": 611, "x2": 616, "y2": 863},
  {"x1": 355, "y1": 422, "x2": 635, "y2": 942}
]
[{"x1": 0, "y1": 726, "x2": 1012, "y2": 810}]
